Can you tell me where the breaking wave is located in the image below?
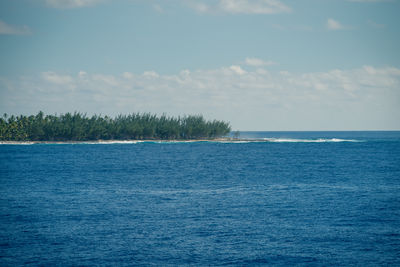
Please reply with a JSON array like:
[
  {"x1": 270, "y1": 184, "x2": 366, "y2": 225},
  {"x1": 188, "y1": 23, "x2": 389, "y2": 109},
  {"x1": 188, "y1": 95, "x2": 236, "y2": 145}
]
[
  {"x1": 0, "y1": 141, "x2": 36, "y2": 145},
  {"x1": 261, "y1": 138, "x2": 361, "y2": 143},
  {"x1": 0, "y1": 138, "x2": 362, "y2": 145},
  {"x1": 0, "y1": 140, "x2": 145, "y2": 145}
]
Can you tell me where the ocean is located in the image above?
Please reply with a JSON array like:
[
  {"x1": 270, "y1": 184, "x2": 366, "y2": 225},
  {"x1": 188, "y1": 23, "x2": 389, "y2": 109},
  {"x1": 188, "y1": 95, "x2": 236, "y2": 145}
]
[{"x1": 1, "y1": 131, "x2": 400, "y2": 265}]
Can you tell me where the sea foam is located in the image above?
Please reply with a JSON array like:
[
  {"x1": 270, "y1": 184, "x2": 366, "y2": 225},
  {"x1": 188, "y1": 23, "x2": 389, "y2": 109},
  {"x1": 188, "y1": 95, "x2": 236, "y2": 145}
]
[
  {"x1": 261, "y1": 138, "x2": 361, "y2": 143},
  {"x1": 0, "y1": 138, "x2": 362, "y2": 145}
]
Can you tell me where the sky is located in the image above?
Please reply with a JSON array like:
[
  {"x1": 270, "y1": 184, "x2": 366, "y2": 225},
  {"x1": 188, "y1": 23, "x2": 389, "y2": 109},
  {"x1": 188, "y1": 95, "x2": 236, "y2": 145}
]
[{"x1": 0, "y1": 0, "x2": 399, "y2": 131}]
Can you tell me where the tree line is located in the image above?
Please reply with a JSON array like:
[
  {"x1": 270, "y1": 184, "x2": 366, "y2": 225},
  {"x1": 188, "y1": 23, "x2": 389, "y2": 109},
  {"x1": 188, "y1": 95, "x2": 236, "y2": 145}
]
[{"x1": 0, "y1": 112, "x2": 231, "y2": 141}]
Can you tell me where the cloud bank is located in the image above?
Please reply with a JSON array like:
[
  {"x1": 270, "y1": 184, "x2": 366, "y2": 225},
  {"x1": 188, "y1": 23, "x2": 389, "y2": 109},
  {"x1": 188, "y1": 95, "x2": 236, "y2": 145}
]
[{"x1": 1, "y1": 64, "x2": 399, "y2": 130}]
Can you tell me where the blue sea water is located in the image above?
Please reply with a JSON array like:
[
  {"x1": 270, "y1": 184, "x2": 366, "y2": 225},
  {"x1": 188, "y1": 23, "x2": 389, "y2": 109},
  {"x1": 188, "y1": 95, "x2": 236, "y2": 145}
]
[{"x1": 1, "y1": 132, "x2": 400, "y2": 266}]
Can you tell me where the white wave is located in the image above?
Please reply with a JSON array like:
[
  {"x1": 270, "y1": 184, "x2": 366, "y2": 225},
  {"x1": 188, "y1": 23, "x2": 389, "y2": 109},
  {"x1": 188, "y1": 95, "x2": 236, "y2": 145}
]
[
  {"x1": 0, "y1": 138, "x2": 362, "y2": 145},
  {"x1": 0, "y1": 140, "x2": 145, "y2": 145},
  {"x1": 0, "y1": 141, "x2": 35, "y2": 145},
  {"x1": 91, "y1": 140, "x2": 143, "y2": 144},
  {"x1": 149, "y1": 140, "x2": 201, "y2": 143},
  {"x1": 262, "y1": 138, "x2": 360, "y2": 143},
  {"x1": 218, "y1": 140, "x2": 255, "y2": 143}
]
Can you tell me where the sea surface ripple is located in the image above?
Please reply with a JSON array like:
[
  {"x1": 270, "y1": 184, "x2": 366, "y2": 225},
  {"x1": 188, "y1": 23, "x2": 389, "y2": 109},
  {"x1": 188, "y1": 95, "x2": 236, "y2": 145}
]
[{"x1": 1, "y1": 132, "x2": 400, "y2": 265}]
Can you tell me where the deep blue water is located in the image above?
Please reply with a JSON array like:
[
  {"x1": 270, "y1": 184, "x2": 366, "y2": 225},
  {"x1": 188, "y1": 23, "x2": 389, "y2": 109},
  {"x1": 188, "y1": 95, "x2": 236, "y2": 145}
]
[{"x1": 1, "y1": 132, "x2": 400, "y2": 266}]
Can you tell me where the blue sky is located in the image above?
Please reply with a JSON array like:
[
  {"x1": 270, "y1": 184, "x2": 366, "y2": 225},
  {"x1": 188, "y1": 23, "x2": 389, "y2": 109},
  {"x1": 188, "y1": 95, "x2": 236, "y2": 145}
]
[{"x1": 1, "y1": 0, "x2": 399, "y2": 130}]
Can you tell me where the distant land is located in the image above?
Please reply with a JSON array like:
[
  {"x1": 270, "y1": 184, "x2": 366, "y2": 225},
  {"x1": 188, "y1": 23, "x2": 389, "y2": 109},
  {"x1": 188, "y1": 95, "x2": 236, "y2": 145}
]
[{"x1": 0, "y1": 112, "x2": 231, "y2": 141}]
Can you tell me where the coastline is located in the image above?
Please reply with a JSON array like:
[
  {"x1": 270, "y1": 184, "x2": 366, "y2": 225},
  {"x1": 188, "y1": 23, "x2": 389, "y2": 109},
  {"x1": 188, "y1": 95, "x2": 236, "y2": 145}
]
[
  {"x1": 0, "y1": 135, "x2": 368, "y2": 145},
  {"x1": 0, "y1": 138, "x2": 241, "y2": 145}
]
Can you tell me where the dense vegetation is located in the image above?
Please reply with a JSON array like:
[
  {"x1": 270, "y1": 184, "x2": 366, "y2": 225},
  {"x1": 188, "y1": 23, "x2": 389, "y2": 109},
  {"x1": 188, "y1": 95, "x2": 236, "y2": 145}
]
[{"x1": 0, "y1": 112, "x2": 231, "y2": 141}]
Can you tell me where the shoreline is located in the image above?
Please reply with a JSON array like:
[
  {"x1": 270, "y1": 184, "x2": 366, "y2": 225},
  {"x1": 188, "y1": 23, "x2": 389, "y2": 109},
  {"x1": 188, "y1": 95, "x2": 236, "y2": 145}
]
[
  {"x1": 0, "y1": 138, "x2": 243, "y2": 145},
  {"x1": 0, "y1": 137, "x2": 365, "y2": 145}
]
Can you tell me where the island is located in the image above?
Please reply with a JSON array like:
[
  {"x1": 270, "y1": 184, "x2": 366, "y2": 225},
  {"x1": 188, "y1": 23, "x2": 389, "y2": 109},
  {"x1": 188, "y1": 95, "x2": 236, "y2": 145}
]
[{"x1": 0, "y1": 112, "x2": 231, "y2": 142}]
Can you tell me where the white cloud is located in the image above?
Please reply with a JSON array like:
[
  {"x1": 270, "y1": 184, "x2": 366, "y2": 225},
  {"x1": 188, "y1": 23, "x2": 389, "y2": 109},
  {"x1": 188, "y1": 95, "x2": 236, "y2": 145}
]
[
  {"x1": 180, "y1": 70, "x2": 191, "y2": 76},
  {"x1": 122, "y1": 72, "x2": 134, "y2": 79},
  {"x1": 78, "y1": 71, "x2": 88, "y2": 79},
  {"x1": 42, "y1": 72, "x2": 73, "y2": 85},
  {"x1": 1, "y1": 63, "x2": 399, "y2": 130},
  {"x1": 44, "y1": 0, "x2": 290, "y2": 14},
  {"x1": 326, "y1": 18, "x2": 344, "y2": 30},
  {"x1": 92, "y1": 74, "x2": 119, "y2": 86},
  {"x1": 245, "y1": 57, "x2": 275, "y2": 67},
  {"x1": 348, "y1": 0, "x2": 392, "y2": 2},
  {"x1": 0, "y1": 20, "x2": 31, "y2": 35},
  {"x1": 218, "y1": 0, "x2": 291, "y2": 14},
  {"x1": 44, "y1": 0, "x2": 103, "y2": 8},
  {"x1": 143, "y1": 71, "x2": 160, "y2": 78},
  {"x1": 229, "y1": 65, "x2": 247, "y2": 75},
  {"x1": 185, "y1": 0, "x2": 291, "y2": 14}
]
